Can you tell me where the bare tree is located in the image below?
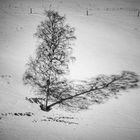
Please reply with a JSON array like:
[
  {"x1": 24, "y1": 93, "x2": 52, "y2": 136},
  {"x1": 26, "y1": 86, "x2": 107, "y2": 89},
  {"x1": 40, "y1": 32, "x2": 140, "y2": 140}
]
[
  {"x1": 23, "y1": 10, "x2": 76, "y2": 111},
  {"x1": 23, "y1": 10, "x2": 139, "y2": 112}
]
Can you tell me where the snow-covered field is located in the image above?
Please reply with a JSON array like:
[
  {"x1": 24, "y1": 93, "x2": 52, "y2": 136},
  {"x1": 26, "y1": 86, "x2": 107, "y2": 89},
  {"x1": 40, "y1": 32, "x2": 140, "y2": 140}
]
[{"x1": 0, "y1": 0, "x2": 140, "y2": 140}]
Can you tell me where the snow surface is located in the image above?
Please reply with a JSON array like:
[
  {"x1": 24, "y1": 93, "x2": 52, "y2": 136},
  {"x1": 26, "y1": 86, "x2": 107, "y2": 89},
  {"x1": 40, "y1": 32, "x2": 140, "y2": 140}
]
[{"x1": 0, "y1": 0, "x2": 140, "y2": 140}]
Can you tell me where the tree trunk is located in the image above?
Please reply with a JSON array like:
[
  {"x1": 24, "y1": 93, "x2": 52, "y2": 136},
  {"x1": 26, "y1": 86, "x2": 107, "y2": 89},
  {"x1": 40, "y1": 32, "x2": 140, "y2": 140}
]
[
  {"x1": 40, "y1": 88, "x2": 51, "y2": 112},
  {"x1": 45, "y1": 88, "x2": 49, "y2": 110},
  {"x1": 45, "y1": 79, "x2": 51, "y2": 111},
  {"x1": 30, "y1": 8, "x2": 32, "y2": 14},
  {"x1": 138, "y1": 10, "x2": 140, "y2": 17},
  {"x1": 86, "y1": 9, "x2": 88, "y2": 16}
]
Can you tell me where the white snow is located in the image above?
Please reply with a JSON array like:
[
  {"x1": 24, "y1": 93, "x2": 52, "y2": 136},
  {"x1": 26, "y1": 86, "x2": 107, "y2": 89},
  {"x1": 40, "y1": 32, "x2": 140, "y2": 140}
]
[{"x1": 0, "y1": 0, "x2": 140, "y2": 140}]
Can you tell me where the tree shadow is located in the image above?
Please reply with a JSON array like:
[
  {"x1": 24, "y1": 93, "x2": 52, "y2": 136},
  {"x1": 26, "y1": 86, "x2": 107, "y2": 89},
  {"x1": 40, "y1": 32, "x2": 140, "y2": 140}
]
[{"x1": 25, "y1": 71, "x2": 140, "y2": 112}]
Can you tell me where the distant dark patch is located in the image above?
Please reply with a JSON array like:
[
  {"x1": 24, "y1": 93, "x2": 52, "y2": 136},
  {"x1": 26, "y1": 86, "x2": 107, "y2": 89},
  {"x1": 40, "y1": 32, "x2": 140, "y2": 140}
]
[
  {"x1": 0, "y1": 112, "x2": 34, "y2": 117},
  {"x1": 40, "y1": 116, "x2": 78, "y2": 125},
  {"x1": 0, "y1": 74, "x2": 12, "y2": 84}
]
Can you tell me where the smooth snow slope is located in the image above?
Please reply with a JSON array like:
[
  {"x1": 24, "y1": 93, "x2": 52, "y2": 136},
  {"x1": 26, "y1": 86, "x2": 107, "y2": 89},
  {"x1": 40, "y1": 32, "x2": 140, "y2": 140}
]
[{"x1": 0, "y1": 0, "x2": 140, "y2": 140}]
